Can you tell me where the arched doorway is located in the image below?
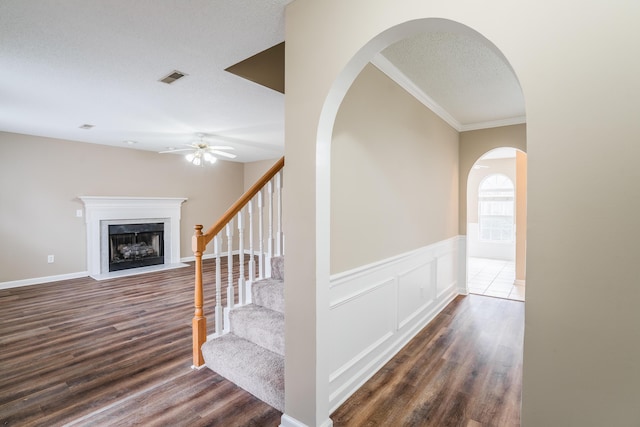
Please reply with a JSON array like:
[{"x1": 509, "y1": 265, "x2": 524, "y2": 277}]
[
  {"x1": 466, "y1": 148, "x2": 527, "y2": 301},
  {"x1": 310, "y1": 17, "x2": 527, "y2": 420}
]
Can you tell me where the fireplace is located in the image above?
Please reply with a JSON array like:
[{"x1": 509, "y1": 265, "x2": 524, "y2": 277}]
[
  {"x1": 79, "y1": 196, "x2": 187, "y2": 279},
  {"x1": 108, "y1": 223, "x2": 164, "y2": 272}
]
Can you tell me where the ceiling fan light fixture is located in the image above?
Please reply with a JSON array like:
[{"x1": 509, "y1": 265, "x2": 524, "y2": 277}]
[
  {"x1": 204, "y1": 152, "x2": 216, "y2": 163},
  {"x1": 160, "y1": 133, "x2": 235, "y2": 166}
]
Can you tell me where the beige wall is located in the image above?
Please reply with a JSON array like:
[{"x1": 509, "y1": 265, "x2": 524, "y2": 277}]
[
  {"x1": 285, "y1": 1, "x2": 640, "y2": 426},
  {"x1": 331, "y1": 64, "x2": 458, "y2": 274},
  {"x1": 459, "y1": 124, "x2": 526, "y2": 234},
  {"x1": 243, "y1": 158, "x2": 280, "y2": 191},
  {"x1": 0, "y1": 132, "x2": 244, "y2": 283}
]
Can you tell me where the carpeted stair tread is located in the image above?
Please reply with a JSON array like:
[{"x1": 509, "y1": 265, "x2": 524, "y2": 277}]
[
  {"x1": 230, "y1": 304, "x2": 284, "y2": 355},
  {"x1": 252, "y1": 278, "x2": 284, "y2": 313},
  {"x1": 201, "y1": 333, "x2": 284, "y2": 411}
]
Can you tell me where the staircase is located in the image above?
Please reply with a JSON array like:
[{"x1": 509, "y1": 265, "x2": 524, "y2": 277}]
[
  {"x1": 190, "y1": 157, "x2": 285, "y2": 411},
  {"x1": 201, "y1": 256, "x2": 284, "y2": 411}
]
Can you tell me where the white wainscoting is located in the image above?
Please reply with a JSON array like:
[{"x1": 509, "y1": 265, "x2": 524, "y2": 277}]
[{"x1": 327, "y1": 236, "x2": 464, "y2": 411}]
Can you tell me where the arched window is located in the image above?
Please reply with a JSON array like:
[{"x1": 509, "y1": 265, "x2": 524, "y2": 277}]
[{"x1": 478, "y1": 174, "x2": 514, "y2": 242}]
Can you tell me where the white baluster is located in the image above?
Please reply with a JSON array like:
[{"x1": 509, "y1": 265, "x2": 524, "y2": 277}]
[
  {"x1": 247, "y1": 199, "x2": 255, "y2": 302},
  {"x1": 237, "y1": 210, "x2": 245, "y2": 306},
  {"x1": 213, "y1": 235, "x2": 223, "y2": 336},
  {"x1": 266, "y1": 179, "x2": 274, "y2": 277},
  {"x1": 257, "y1": 189, "x2": 265, "y2": 279},
  {"x1": 276, "y1": 170, "x2": 284, "y2": 256},
  {"x1": 226, "y1": 220, "x2": 234, "y2": 313}
]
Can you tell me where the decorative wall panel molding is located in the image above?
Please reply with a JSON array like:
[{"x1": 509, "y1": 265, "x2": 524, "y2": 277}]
[{"x1": 328, "y1": 236, "x2": 464, "y2": 410}]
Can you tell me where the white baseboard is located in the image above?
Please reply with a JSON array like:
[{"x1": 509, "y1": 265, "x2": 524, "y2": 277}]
[
  {"x1": 191, "y1": 364, "x2": 207, "y2": 370},
  {"x1": 0, "y1": 271, "x2": 88, "y2": 290},
  {"x1": 514, "y1": 279, "x2": 526, "y2": 286},
  {"x1": 280, "y1": 414, "x2": 333, "y2": 427}
]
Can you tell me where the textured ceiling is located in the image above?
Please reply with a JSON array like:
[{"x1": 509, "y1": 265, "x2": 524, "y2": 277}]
[
  {"x1": 0, "y1": 0, "x2": 289, "y2": 162},
  {"x1": 0, "y1": 2, "x2": 525, "y2": 162},
  {"x1": 380, "y1": 31, "x2": 525, "y2": 130}
]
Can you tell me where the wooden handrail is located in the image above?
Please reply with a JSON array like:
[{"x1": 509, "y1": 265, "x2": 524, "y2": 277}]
[
  {"x1": 201, "y1": 156, "x2": 285, "y2": 245},
  {"x1": 191, "y1": 156, "x2": 284, "y2": 367}
]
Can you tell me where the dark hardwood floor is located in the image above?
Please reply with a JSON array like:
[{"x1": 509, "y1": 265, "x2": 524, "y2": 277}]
[
  {"x1": 0, "y1": 257, "x2": 281, "y2": 426},
  {"x1": 1, "y1": 259, "x2": 523, "y2": 426},
  {"x1": 331, "y1": 294, "x2": 524, "y2": 426}
]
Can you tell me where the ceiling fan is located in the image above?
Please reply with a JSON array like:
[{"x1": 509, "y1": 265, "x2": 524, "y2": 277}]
[{"x1": 160, "y1": 134, "x2": 237, "y2": 165}]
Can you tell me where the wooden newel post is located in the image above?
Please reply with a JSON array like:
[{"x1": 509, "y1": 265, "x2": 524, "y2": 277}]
[{"x1": 192, "y1": 224, "x2": 206, "y2": 367}]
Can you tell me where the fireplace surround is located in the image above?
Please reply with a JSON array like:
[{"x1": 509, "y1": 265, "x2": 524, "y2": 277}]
[{"x1": 79, "y1": 196, "x2": 187, "y2": 279}]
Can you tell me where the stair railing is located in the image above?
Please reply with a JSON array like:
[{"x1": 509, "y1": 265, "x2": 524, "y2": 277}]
[{"x1": 192, "y1": 157, "x2": 284, "y2": 367}]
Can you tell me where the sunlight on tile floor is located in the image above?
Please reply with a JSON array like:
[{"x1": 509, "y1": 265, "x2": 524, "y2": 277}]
[{"x1": 467, "y1": 257, "x2": 525, "y2": 301}]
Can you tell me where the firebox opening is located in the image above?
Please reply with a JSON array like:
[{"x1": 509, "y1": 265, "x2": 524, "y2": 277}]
[{"x1": 108, "y1": 223, "x2": 164, "y2": 272}]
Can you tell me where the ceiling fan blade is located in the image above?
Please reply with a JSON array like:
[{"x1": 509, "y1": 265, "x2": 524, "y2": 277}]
[
  {"x1": 207, "y1": 146, "x2": 234, "y2": 150},
  {"x1": 210, "y1": 150, "x2": 237, "y2": 159},
  {"x1": 159, "y1": 148, "x2": 193, "y2": 153}
]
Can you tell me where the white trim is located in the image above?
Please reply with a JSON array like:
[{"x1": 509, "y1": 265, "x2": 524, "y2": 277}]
[
  {"x1": 460, "y1": 115, "x2": 527, "y2": 132},
  {"x1": 0, "y1": 271, "x2": 88, "y2": 290},
  {"x1": 370, "y1": 54, "x2": 526, "y2": 132},
  {"x1": 330, "y1": 277, "x2": 395, "y2": 308},
  {"x1": 514, "y1": 279, "x2": 526, "y2": 286},
  {"x1": 329, "y1": 291, "x2": 457, "y2": 412},
  {"x1": 371, "y1": 53, "x2": 461, "y2": 131},
  {"x1": 79, "y1": 196, "x2": 187, "y2": 278},
  {"x1": 280, "y1": 414, "x2": 333, "y2": 427},
  {"x1": 191, "y1": 364, "x2": 207, "y2": 370},
  {"x1": 327, "y1": 236, "x2": 463, "y2": 412},
  {"x1": 458, "y1": 236, "x2": 468, "y2": 295},
  {"x1": 330, "y1": 237, "x2": 458, "y2": 285}
]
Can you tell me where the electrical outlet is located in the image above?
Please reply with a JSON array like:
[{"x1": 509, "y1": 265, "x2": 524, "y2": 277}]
[
  {"x1": 47, "y1": 255, "x2": 54, "y2": 263},
  {"x1": 76, "y1": 209, "x2": 83, "y2": 218}
]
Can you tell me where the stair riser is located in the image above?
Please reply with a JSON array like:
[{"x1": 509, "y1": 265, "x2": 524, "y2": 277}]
[
  {"x1": 251, "y1": 279, "x2": 284, "y2": 313},
  {"x1": 270, "y1": 256, "x2": 284, "y2": 281},
  {"x1": 230, "y1": 306, "x2": 285, "y2": 355},
  {"x1": 202, "y1": 334, "x2": 284, "y2": 411}
]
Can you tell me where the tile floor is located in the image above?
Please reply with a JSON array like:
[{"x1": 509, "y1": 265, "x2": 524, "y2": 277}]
[{"x1": 467, "y1": 257, "x2": 525, "y2": 301}]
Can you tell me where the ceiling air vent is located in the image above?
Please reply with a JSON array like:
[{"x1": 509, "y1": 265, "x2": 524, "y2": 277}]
[
  {"x1": 79, "y1": 124, "x2": 95, "y2": 130},
  {"x1": 159, "y1": 70, "x2": 187, "y2": 84}
]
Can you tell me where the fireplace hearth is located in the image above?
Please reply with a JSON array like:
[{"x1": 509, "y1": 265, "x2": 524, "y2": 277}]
[{"x1": 108, "y1": 223, "x2": 164, "y2": 272}]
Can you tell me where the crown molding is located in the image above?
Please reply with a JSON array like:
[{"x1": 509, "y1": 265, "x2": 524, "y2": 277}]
[
  {"x1": 371, "y1": 53, "x2": 462, "y2": 131},
  {"x1": 370, "y1": 53, "x2": 526, "y2": 133},
  {"x1": 460, "y1": 116, "x2": 526, "y2": 132}
]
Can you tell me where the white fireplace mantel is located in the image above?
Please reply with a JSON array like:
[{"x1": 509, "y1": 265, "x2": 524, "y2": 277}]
[{"x1": 79, "y1": 196, "x2": 187, "y2": 279}]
